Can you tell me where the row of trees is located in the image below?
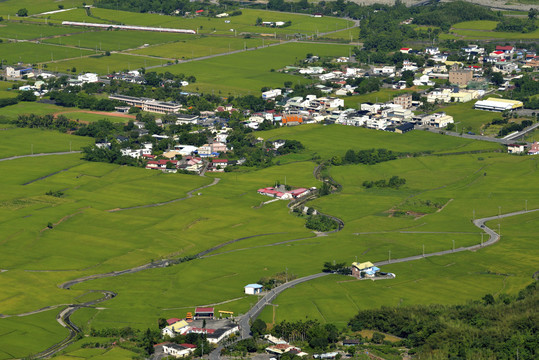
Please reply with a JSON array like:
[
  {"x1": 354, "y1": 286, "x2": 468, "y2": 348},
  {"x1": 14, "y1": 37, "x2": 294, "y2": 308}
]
[
  {"x1": 348, "y1": 281, "x2": 538, "y2": 359},
  {"x1": 12, "y1": 114, "x2": 78, "y2": 133},
  {"x1": 49, "y1": 90, "x2": 122, "y2": 111},
  {"x1": 362, "y1": 176, "x2": 406, "y2": 189},
  {"x1": 339, "y1": 148, "x2": 399, "y2": 166}
]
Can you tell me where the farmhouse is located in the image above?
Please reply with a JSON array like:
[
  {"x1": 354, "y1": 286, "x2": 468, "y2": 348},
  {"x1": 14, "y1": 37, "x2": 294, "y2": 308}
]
[
  {"x1": 258, "y1": 186, "x2": 310, "y2": 200},
  {"x1": 162, "y1": 343, "x2": 197, "y2": 358},
  {"x1": 528, "y1": 142, "x2": 539, "y2": 155},
  {"x1": 351, "y1": 261, "x2": 380, "y2": 278},
  {"x1": 244, "y1": 284, "x2": 263, "y2": 295},
  {"x1": 162, "y1": 319, "x2": 189, "y2": 337},
  {"x1": 507, "y1": 144, "x2": 526, "y2": 154}
]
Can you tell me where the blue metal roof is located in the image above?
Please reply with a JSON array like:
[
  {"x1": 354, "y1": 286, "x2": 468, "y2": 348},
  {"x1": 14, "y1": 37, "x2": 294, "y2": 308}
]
[{"x1": 245, "y1": 284, "x2": 263, "y2": 288}]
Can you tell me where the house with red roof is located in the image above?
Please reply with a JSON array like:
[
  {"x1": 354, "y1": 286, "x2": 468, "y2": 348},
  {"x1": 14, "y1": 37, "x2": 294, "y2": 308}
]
[
  {"x1": 258, "y1": 186, "x2": 310, "y2": 200},
  {"x1": 528, "y1": 141, "x2": 539, "y2": 155},
  {"x1": 161, "y1": 342, "x2": 197, "y2": 358},
  {"x1": 400, "y1": 47, "x2": 412, "y2": 54},
  {"x1": 146, "y1": 159, "x2": 178, "y2": 172},
  {"x1": 495, "y1": 45, "x2": 514, "y2": 54},
  {"x1": 208, "y1": 159, "x2": 229, "y2": 172}
]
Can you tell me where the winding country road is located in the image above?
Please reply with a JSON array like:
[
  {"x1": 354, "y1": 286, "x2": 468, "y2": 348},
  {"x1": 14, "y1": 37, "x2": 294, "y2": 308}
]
[
  {"x1": 9, "y1": 166, "x2": 535, "y2": 359},
  {"x1": 208, "y1": 208, "x2": 539, "y2": 360}
]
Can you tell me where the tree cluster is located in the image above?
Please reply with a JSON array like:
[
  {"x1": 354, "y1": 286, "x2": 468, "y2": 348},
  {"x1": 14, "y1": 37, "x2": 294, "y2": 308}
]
[
  {"x1": 341, "y1": 148, "x2": 399, "y2": 166},
  {"x1": 498, "y1": 120, "x2": 533, "y2": 137},
  {"x1": 322, "y1": 262, "x2": 351, "y2": 275},
  {"x1": 272, "y1": 319, "x2": 339, "y2": 350},
  {"x1": 495, "y1": 17, "x2": 537, "y2": 33},
  {"x1": 305, "y1": 214, "x2": 338, "y2": 232},
  {"x1": 362, "y1": 176, "x2": 406, "y2": 189},
  {"x1": 12, "y1": 114, "x2": 78, "y2": 133},
  {"x1": 348, "y1": 281, "x2": 539, "y2": 359},
  {"x1": 49, "y1": 90, "x2": 122, "y2": 111}
]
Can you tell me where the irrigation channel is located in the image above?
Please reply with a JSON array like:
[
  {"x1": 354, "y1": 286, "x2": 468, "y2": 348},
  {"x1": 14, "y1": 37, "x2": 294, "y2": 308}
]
[{"x1": 22, "y1": 206, "x2": 537, "y2": 358}]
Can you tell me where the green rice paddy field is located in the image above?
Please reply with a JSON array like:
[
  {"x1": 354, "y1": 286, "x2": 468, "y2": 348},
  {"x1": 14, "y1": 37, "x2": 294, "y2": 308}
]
[
  {"x1": 162, "y1": 42, "x2": 355, "y2": 94},
  {"x1": 0, "y1": 124, "x2": 538, "y2": 358},
  {"x1": 44, "y1": 8, "x2": 354, "y2": 36},
  {"x1": 0, "y1": 0, "x2": 91, "y2": 16},
  {"x1": 0, "y1": 42, "x2": 93, "y2": 65},
  {"x1": 451, "y1": 20, "x2": 539, "y2": 40}
]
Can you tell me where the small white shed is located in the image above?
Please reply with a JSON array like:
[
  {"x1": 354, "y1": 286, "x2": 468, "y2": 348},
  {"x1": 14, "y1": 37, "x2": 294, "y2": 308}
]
[{"x1": 244, "y1": 284, "x2": 263, "y2": 295}]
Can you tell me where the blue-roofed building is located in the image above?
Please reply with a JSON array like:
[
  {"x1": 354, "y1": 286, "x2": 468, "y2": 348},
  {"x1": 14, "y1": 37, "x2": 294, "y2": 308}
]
[{"x1": 244, "y1": 284, "x2": 263, "y2": 295}]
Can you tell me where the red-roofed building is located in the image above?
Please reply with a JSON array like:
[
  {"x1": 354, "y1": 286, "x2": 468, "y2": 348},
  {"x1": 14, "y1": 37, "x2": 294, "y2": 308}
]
[
  {"x1": 194, "y1": 307, "x2": 214, "y2": 319},
  {"x1": 180, "y1": 343, "x2": 197, "y2": 349},
  {"x1": 146, "y1": 159, "x2": 178, "y2": 171},
  {"x1": 167, "y1": 318, "x2": 181, "y2": 325},
  {"x1": 495, "y1": 45, "x2": 514, "y2": 54},
  {"x1": 400, "y1": 47, "x2": 411, "y2": 54}
]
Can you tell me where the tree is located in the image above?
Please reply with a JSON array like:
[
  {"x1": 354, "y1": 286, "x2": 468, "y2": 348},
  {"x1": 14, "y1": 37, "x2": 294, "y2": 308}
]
[
  {"x1": 255, "y1": 17, "x2": 263, "y2": 26},
  {"x1": 371, "y1": 332, "x2": 385, "y2": 344},
  {"x1": 17, "y1": 8, "x2": 28, "y2": 17},
  {"x1": 251, "y1": 319, "x2": 267, "y2": 336},
  {"x1": 491, "y1": 72, "x2": 504, "y2": 86},
  {"x1": 529, "y1": 8, "x2": 538, "y2": 20}
]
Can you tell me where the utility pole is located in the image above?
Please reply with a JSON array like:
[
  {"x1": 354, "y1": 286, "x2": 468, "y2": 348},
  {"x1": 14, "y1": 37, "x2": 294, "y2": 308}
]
[
  {"x1": 498, "y1": 206, "x2": 501, "y2": 216},
  {"x1": 422, "y1": 244, "x2": 425, "y2": 257},
  {"x1": 388, "y1": 250, "x2": 391, "y2": 263},
  {"x1": 498, "y1": 223, "x2": 501, "y2": 236},
  {"x1": 472, "y1": 209, "x2": 475, "y2": 220},
  {"x1": 31, "y1": 144, "x2": 33, "y2": 155},
  {"x1": 481, "y1": 232, "x2": 484, "y2": 247},
  {"x1": 525, "y1": 199, "x2": 527, "y2": 211},
  {"x1": 452, "y1": 239, "x2": 455, "y2": 252}
]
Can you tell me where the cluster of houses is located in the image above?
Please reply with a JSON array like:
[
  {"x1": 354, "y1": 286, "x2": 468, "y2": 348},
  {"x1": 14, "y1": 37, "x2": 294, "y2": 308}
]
[
  {"x1": 161, "y1": 308, "x2": 239, "y2": 344},
  {"x1": 507, "y1": 141, "x2": 539, "y2": 155},
  {"x1": 257, "y1": 185, "x2": 311, "y2": 200},
  {"x1": 264, "y1": 335, "x2": 309, "y2": 357}
]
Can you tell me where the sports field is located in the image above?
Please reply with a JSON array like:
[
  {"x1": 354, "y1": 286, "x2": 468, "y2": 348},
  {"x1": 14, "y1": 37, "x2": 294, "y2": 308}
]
[{"x1": 56, "y1": 111, "x2": 132, "y2": 123}]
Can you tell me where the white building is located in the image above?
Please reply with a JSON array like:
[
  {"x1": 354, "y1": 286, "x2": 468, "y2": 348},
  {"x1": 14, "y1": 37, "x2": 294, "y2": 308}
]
[
  {"x1": 78, "y1": 73, "x2": 99, "y2": 83},
  {"x1": 162, "y1": 343, "x2": 196, "y2": 358},
  {"x1": 244, "y1": 284, "x2": 263, "y2": 295},
  {"x1": 262, "y1": 89, "x2": 282, "y2": 100}
]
